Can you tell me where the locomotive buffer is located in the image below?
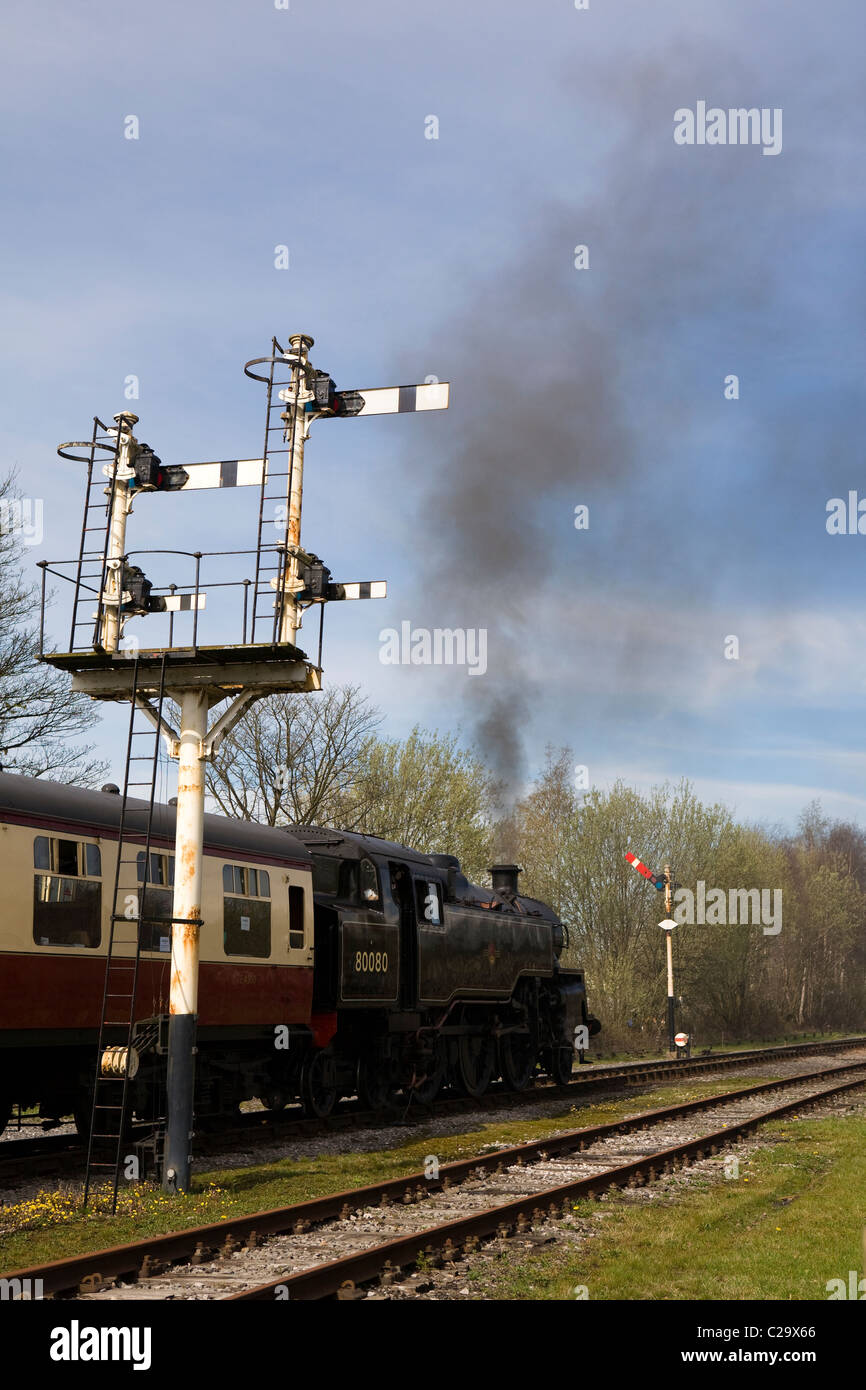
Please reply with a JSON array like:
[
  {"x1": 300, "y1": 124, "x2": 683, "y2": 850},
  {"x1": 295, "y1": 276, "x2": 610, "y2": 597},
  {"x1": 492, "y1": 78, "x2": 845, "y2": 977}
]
[{"x1": 42, "y1": 333, "x2": 449, "y2": 1198}]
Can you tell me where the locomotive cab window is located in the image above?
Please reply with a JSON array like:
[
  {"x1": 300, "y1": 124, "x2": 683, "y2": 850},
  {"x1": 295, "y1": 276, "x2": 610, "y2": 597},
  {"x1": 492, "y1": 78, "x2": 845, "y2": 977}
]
[
  {"x1": 33, "y1": 835, "x2": 102, "y2": 948},
  {"x1": 415, "y1": 879, "x2": 444, "y2": 928},
  {"x1": 222, "y1": 863, "x2": 271, "y2": 958},
  {"x1": 359, "y1": 858, "x2": 380, "y2": 904},
  {"x1": 136, "y1": 851, "x2": 175, "y2": 952}
]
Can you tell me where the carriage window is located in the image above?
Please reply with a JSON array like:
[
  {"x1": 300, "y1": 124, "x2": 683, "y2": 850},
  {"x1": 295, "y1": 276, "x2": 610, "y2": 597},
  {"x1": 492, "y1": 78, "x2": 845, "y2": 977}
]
[
  {"x1": 34, "y1": 836, "x2": 101, "y2": 879},
  {"x1": 137, "y1": 852, "x2": 174, "y2": 887},
  {"x1": 33, "y1": 836, "x2": 101, "y2": 948},
  {"x1": 135, "y1": 852, "x2": 174, "y2": 952},
  {"x1": 222, "y1": 864, "x2": 269, "y2": 898},
  {"x1": 56, "y1": 839, "x2": 79, "y2": 876},
  {"x1": 223, "y1": 862, "x2": 271, "y2": 958},
  {"x1": 416, "y1": 879, "x2": 443, "y2": 928},
  {"x1": 288, "y1": 884, "x2": 305, "y2": 949}
]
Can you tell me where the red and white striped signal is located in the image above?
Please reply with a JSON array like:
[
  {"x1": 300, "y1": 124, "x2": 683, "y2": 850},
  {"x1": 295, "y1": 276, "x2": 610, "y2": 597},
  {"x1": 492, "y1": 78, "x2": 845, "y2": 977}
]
[
  {"x1": 625, "y1": 852, "x2": 666, "y2": 891},
  {"x1": 625, "y1": 851, "x2": 655, "y2": 882}
]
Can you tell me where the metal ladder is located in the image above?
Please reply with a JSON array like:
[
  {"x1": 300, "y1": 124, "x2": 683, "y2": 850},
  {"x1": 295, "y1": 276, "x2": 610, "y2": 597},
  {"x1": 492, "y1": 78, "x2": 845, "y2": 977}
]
[
  {"x1": 65, "y1": 416, "x2": 125, "y2": 654},
  {"x1": 83, "y1": 653, "x2": 170, "y2": 1209},
  {"x1": 249, "y1": 337, "x2": 298, "y2": 645}
]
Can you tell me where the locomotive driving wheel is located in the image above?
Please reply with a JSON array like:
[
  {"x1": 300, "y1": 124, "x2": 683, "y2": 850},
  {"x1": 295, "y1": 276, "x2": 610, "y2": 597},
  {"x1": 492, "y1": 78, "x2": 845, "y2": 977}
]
[
  {"x1": 456, "y1": 1016, "x2": 496, "y2": 1098},
  {"x1": 499, "y1": 1030, "x2": 537, "y2": 1091},
  {"x1": 300, "y1": 1050, "x2": 338, "y2": 1119},
  {"x1": 258, "y1": 1088, "x2": 290, "y2": 1113},
  {"x1": 548, "y1": 1043, "x2": 574, "y2": 1086},
  {"x1": 356, "y1": 1056, "x2": 400, "y2": 1113},
  {"x1": 408, "y1": 1039, "x2": 446, "y2": 1106}
]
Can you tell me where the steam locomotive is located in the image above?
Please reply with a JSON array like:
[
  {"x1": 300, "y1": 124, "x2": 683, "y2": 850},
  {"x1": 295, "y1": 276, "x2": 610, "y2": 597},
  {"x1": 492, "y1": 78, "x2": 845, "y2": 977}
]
[{"x1": 0, "y1": 772, "x2": 598, "y2": 1136}]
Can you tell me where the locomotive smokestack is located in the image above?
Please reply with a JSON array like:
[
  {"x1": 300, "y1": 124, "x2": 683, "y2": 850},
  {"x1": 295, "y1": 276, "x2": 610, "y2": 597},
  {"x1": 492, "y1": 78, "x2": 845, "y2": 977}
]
[{"x1": 490, "y1": 863, "x2": 521, "y2": 896}]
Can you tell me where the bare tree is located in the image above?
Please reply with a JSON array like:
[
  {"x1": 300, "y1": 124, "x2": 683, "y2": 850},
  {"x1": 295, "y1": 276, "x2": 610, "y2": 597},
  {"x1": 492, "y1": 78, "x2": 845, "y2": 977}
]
[
  {"x1": 207, "y1": 690, "x2": 498, "y2": 880},
  {"x1": 0, "y1": 474, "x2": 107, "y2": 783},
  {"x1": 206, "y1": 684, "x2": 383, "y2": 825}
]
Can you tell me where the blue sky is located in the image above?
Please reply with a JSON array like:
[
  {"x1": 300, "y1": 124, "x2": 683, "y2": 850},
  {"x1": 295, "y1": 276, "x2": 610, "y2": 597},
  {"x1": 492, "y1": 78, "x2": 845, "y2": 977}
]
[{"x1": 2, "y1": 0, "x2": 866, "y2": 828}]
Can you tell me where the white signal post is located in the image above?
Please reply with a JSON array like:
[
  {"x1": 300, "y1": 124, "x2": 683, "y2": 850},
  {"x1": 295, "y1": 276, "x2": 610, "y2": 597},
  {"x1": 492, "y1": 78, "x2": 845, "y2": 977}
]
[
  {"x1": 52, "y1": 332, "x2": 449, "y2": 1197},
  {"x1": 279, "y1": 333, "x2": 314, "y2": 646},
  {"x1": 162, "y1": 689, "x2": 208, "y2": 1192},
  {"x1": 659, "y1": 904, "x2": 678, "y2": 1054},
  {"x1": 662, "y1": 861, "x2": 678, "y2": 1053},
  {"x1": 100, "y1": 412, "x2": 139, "y2": 654},
  {"x1": 628, "y1": 851, "x2": 680, "y2": 1054}
]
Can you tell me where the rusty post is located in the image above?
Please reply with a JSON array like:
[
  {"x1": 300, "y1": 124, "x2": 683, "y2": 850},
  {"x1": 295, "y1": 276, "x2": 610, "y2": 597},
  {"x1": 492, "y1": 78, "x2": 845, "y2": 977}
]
[
  {"x1": 162, "y1": 687, "x2": 208, "y2": 1193},
  {"x1": 278, "y1": 333, "x2": 314, "y2": 646},
  {"x1": 101, "y1": 413, "x2": 138, "y2": 653}
]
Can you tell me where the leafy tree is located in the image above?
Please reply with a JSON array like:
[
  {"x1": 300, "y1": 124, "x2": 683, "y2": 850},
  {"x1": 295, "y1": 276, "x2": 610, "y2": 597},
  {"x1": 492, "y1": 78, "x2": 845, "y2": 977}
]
[
  {"x1": 211, "y1": 707, "x2": 866, "y2": 1045},
  {"x1": 340, "y1": 725, "x2": 498, "y2": 883}
]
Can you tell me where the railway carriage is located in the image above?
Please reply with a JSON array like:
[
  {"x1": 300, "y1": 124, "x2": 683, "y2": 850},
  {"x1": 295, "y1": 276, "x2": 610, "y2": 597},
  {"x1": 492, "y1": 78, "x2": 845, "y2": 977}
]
[
  {"x1": 0, "y1": 773, "x2": 315, "y2": 1135},
  {"x1": 0, "y1": 772, "x2": 598, "y2": 1136}
]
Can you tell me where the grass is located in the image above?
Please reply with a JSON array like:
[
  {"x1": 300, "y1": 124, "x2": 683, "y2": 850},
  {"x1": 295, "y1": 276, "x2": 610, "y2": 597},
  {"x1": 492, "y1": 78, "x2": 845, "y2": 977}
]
[
  {"x1": 590, "y1": 1029, "x2": 856, "y2": 1063},
  {"x1": 0, "y1": 1074, "x2": 768, "y2": 1274},
  {"x1": 475, "y1": 1109, "x2": 866, "y2": 1300}
]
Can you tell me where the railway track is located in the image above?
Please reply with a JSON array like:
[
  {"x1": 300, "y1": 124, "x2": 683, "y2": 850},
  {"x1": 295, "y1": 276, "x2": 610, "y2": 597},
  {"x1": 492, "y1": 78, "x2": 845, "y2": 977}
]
[
  {"x1": 6, "y1": 1054, "x2": 866, "y2": 1300},
  {"x1": 1, "y1": 1033, "x2": 863, "y2": 1185}
]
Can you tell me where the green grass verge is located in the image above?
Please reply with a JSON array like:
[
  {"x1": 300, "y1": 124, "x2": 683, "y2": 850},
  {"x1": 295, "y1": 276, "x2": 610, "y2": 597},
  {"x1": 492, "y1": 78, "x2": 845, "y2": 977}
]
[
  {"x1": 474, "y1": 1110, "x2": 866, "y2": 1300},
  {"x1": 0, "y1": 1075, "x2": 768, "y2": 1274}
]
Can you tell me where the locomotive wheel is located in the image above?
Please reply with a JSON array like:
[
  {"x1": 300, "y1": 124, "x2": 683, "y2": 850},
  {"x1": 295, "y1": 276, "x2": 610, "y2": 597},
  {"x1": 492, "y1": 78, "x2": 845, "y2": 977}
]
[
  {"x1": 549, "y1": 1044, "x2": 574, "y2": 1086},
  {"x1": 73, "y1": 1090, "x2": 94, "y2": 1139},
  {"x1": 409, "y1": 1041, "x2": 446, "y2": 1105},
  {"x1": 301, "y1": 1050, "x2": 338, "y2": 1119},
  {"x1": 499, "y1": 1031, "x2": 537, "y2": 1092},
  {"x1": 456, "y1": 1029, "x2": 496, "y2": 1098},
  {"x1": 356, "y1": 1057, "x2": 400, "y2": 1113},
  {"x1": 258, "y1": 1089, "x2": 290, "y2": 1113}
]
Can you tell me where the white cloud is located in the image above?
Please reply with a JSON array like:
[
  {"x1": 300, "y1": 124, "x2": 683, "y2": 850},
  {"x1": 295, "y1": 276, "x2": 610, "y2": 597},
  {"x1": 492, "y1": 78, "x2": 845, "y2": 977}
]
[{"x1": 529, "y1": 590, "x2": 866, "y2": 714}]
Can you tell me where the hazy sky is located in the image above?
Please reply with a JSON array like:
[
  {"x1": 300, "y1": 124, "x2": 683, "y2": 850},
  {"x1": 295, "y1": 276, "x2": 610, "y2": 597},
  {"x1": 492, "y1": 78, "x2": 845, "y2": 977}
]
[{"x1": 2, "y1": 0, "x2": 865, "y2": 827}]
